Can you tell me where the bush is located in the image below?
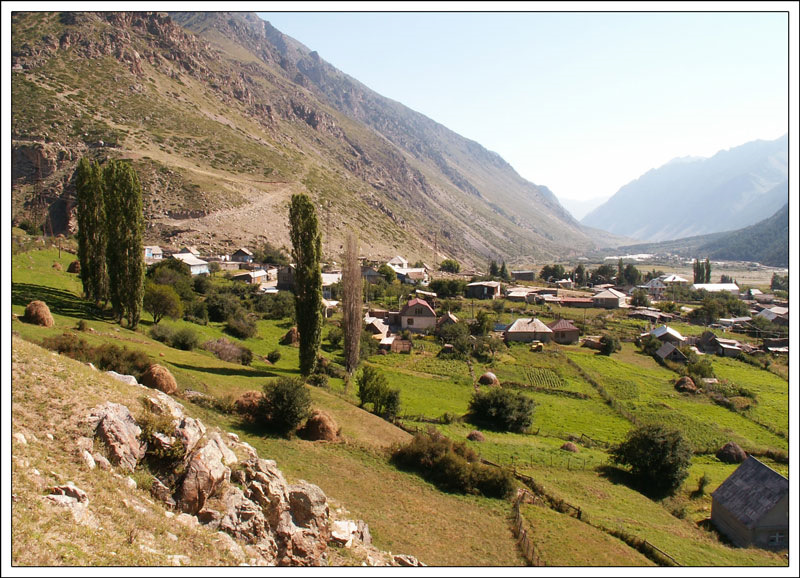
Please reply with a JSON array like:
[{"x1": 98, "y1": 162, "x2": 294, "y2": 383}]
[
  {"x1": 204, "y1": 338, "x2": 253, "y2": 366},
  {"x1": 206, "y1": 292, "x2": 245, "y2": 323},
  {"x1": 41, "y1": 333, "x2": 91, "y2": 359},
  {"x1": 92, "y1": 344, "x2": 152, "y2": 377},
  {"x1": 468, "y1": 388, "x2": 534, "y2": 433},
  {"x1": 171, "y1": 327, "x2": 200, "y2": 351},
  {"x1": 76, "y1": 319, "x2": 89, "y2": 331},
  {"x1": 267, "y1": 349, "x2": 281, "y2": 364},
  {"x1": 307, "y1": 373, "x2": 329, "y2": 388},
  {"x1": 183, "y1": 300, "x2": 209, "y2": 325},
  {"x1": 259, "y1": 377, "x2": 312, "y2": 436},
  {"x1": 255, "y1": 291, "x2": 295, "y2": 320},
  {"x1": 357, "y1": 366, "x2": 401, "y2": 419},
  {"x1": 225, "y1": 316, "x2": 258, "y2": 339},
  {"x1": 391, "y1": 430, "x2": 513, "y2": 499},
  {"x1": 149, "y1": 323, "x2": 175, "y2": 344},
  {"x1": 599, "y1": 334, "x2": 621, "y2": 356},
  {"x1": 439, "y1": 259, "x2": 460, "y2": 273},
  {"x1": 326, "y1": 326, "x2": 343, "y2": 348},
  {"x1": 610, "y1": 424, "x2": 692, "y2": 497}
]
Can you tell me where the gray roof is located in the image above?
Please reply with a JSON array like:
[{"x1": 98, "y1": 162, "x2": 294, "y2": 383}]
[
  {"x1": 655, "y1": 342, "x2": 685, "y2": 360},
  {"x1": 711, "y1": 457, "x2": 788, "y2": 529}
]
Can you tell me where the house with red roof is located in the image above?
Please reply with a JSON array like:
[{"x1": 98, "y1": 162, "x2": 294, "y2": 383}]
[
  {"x1": 547, "y1": 318, "x2": 580, "y2": 344},
  {"x1": 399, "y1": 298, "x2": 437, "y2": 332}
]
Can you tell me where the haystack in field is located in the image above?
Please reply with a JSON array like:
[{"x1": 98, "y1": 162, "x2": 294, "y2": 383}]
[
  {"x1": 299, "y1": 410, "x2": 340, "y2": 442},
  {"x1": 235, "y1": 390, "x2": 264, "y2": 418},
  {"x1": 24, "y1": 300, "x2": 54, "y2": 327},
  {"x1": 560, "y1": 442, "x2": 579, "y2": 453},
  {"x1": 67, "y1": 260, "x2": 81, "y2": 274},
  {"x1": 716, "y1": 441, "x2": 747, "y2": 464},
  {"x1": 675, "y1": 376, "x2": 698, "y2": 393},
  {"x1": 478, "y1": 372, "x2": 499, "y2": 386},
  {"x1": 140, "y1": 364, "x2": 178, "y2": 395},
  {"x1": 281, "y1": 327, "x2": 300, "y2": 346},
  {"x1": 466, "y1": 430, "x2": 485, "y2": 442}
]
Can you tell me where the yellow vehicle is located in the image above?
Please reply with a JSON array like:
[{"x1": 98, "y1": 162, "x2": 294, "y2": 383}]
[{"x1": 530, "y1": 340, "x2": 543, "y2": 352}]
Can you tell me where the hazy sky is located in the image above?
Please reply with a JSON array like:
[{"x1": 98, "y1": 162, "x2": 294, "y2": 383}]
[{"x1": 257, "y1": 5, "x2": 791, "y2": 204}]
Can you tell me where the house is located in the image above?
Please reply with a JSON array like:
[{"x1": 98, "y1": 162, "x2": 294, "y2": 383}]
[
  {"x1": 559, "y1": 297, "x2": 593, "y2": 308},
  {"x1": 504, "y1": 318, "x2": 553, "y2": 343},
  {"x1": 395, "y1": 268, "x2": 429, "y2": 285},
  {"x1": 321, "y1": 272, "x2": 343, "y2": 300},
  {"x1": 654, "y1": 342, "x2": 688, "y2": 364},
  {"x1": 646, "y1": 325, "x2": 685, "y2": 345},
  {"x1": 399, "y1": 298, "x2": 437, "y2": 332},
  {"x1": 692, "y1": 283, "x2": 740, "y2": 297},
  {"x1": 415, "y1": 289, "x2": 437, "y2": 308},
  {"x1": 715, "y1": 337, "x2": 743, "y2": 358},
  {"x1": 179, "y1": 246, "x2": 201, "y2": 257},
  {"x1": 436, "y1": 311, "x2": 459, "y2": 331},
  {"x1": 547, "y1": 319, "x2": 580, "y2": 344},
  {"x1": 144, "y1": 245, "x2": 163, "y2": 263},
  {"x1": 756, "y1": 306, "x2": 789, "y2": 324},
  {"x1": 466, "y1": 281, "x2": 502, "y2": 300},
  {"x1": 364, "y1": 314, "x2": 391, "y2": 339},
  {"x1": 231, "y1": 269, "x2": 268, "y2": 285},
  {"x1": 555, "y1": 278, "x2": 574, "y2": 290},
  {"x1": 629, "y1": 308, "x2": 673, "y2": 324},
  {"x1": 277, "y1": 265, "x2": 295, "y2": 290},
  {"x1": 361, "y1": 266, "x2": 382, "y2": 284},
  {"x1": 660, "y1": 274, "x2": 689, "y2": 285},
  {"x1": 592, "y1": 288, "x2": 627, "y2": 309},
  {"x1": 171, "y1": 252, "x2": 209, "y2": 276},
  {"x1": 711, "y1": 457, "x2": 789, "y2": 549},
  {"x1": 506, "y1": 289, "x2": 532, "y2": 302},
  {"x1": 511, "y1": 271, "x2": 537, "y2": 282},
  {"x1": 387, "y1": 256, "x2": 408, "y2": 269},
  {"x1": 231, "y1": 248, "x2": 254, "y2": 264},
  {"x1": 640, "y1": 278, "x2": 667, "y2": 299}
]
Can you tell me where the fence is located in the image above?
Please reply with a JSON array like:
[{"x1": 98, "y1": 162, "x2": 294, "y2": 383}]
[{"x1": 512, "y1": 489, "x2": 546, "y2": 566}]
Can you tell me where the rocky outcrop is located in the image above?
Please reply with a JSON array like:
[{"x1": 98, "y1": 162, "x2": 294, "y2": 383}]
[{"x1": 86, "y1": 402, "x2": 146, "y2": 472}]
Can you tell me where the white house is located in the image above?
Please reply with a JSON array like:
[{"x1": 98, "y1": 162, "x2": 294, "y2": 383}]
[
  {"x1": 692, "y1": 283, "x2": 740, "y2": 297},
  {"x1": 144, "y1": 245, "x2": 163, "y2": 263},
  {"x1": 172, "y1": 252, "x2": 209, "y2": 276}
]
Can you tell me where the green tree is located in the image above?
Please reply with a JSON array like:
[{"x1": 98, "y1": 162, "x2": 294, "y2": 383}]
[
  {"x1": 259, "y1": 377, "x2": 312, "y2": 437},
  {"x1": 499, "y1": 261, "x2": 511, "y2": 282},
  {"x1": 631, "y1": 288, "x2": 650, "y2": 307},
  {"x1": 439, "y1": 258, "x2": 461, "y2": 273},
  {"x1": 377, "y1": 263, "x2": 397, "y2": 283},
  {"x1": 341, "y1": 233, "x2": 362, "y2": 374},
  {"x1": 610, "y1": 424, "x2": 692, "y2": 496},
  {"x1": 75, "y1": 157, "x2": 108, "y2": 306},
  {"x1": 357, "y1": 365, "x2": 400, "y2": 419},
  {"x1": 289, "y1": 194, "x2": 324, "y2": 376},
  {"x1": 143, "y1": 282, "x2": 183, "y2": 325},
  {"x1": 590, "y1": 264, "x2": 616, "y2": 284},
  {"x1": 572, "y1": 263, "x2": 587, "y2": 286},
  {"x1": 623, "y1": 264, "x2": 642, "y2": 286},
  {"x1": 489, "y1": 260, "x2": 500, "y2": 278},
  {"x1": 468, "y1": 388, "x2": 534, "y2": 433},
  {"x1": 104, "y1": 160, "x2": 145, "y2": 329},
  {"x1": 472, "y1": 310, "x2": 492, "y2": 336},
  {"x1": 704, "y1": 258, "x2": 711, "y2": 283},
  {"x1": 599, "y1": 334, "x2": 621, "y2": 356}
]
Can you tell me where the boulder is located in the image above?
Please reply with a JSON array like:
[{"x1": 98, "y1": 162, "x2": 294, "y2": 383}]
[
  {"x1": 175, "y1": 439, "x2": 231, "y2": 515},
  {"x1": 105, "y1": 371, "x2": 138, "y2": 386},
  {"x1": 716, "y1": 441, "x2": 748, "y2": 464},
  {"x1": 89, "y1": 402, "x2": 146, "y2": 472},
  {"x1": 394, "y1": 554, "x2": 426, "y2": 567},
  {"x1": 24, "y1": 300, "x2": 54, "y2": 327},
  {"x1": 174, "y1": 416, "x2": 207, "y2": 455},
  {"x1": 150, "y1": 477, "x2": 176, "y2": 508},
  {"x1": 140, "y1": 364, "x2": 178, "y2": 395}
]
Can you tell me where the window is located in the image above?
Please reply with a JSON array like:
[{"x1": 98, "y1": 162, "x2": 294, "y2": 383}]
[
  {"x1": 407, "y1": 318, "x2": 414, "y2": 326},
  {"x1": 769, "y1": 532, "x2": 785, "y2": 545},
  {"x1": 415, "y1": 307, "x2": 424, "y2": 315}
]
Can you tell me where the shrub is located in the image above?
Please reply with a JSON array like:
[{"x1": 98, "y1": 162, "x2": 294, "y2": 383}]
[
  {"x1": 357, "y1": 366, "x2": 401, "y2": 419},
  {"x1": 266, "y1": 349, "x2": 281, "y2": 364},
  {"x1": 206, "y1": 292, "x2": 244, "y2": 323},
  {"x1": 41, "y1": 333, "x2": 91, "y2": 359},
  {"x1": 137, "y1": 406, "x2": 186, "y2": 468},
  {"x1": 203, "y1": 338, "x2": 253, "y2": 366},
  {"x1": 439, "y1": 259, "x2": 460, "y2": 273},
  {"x1": 610, "y1": 424, "x2": 692, "y2": 497},
  {"x1": 183, "y1": 300, "x2": 209, "y2": 325},
  {"x1": 92, "y1": 343, "x2": 152, "y2": 377},
  {"x1": 225, "y1": 316, "x2": 258, "y2": 339},
  {"x1": 391, "y1": 430, "x2": 512, "y2": 499},
  {"x1": 259, "y1": 377, "x2": 312, "y2": 436},
  {"x1": 149, "y1": 323, "x2": 175, "y2": 344},
  {"x1": 75, "y1": 319, "x2": 89, "y2": 331},
  {"x1": 171, "y1": 327, "x2": 200, "y2": 351},
  {"x1": 326, "y1": 326, "x2": 343, "y2": 348},
  {"x1": 234, "y1": 390, "x2": 264, "y2": 420},
  {"x1": 307, "y1": 373, "x2": 329, "y2": 388},
  {"x1": 599, "y1": 334, "x2": 621, "y2": 356},
  {"x1": 467, "y1": 388, "x2": 534, "y2": 433}
]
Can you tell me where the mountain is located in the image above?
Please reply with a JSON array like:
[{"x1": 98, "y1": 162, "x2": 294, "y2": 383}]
[
  {"x1": 10, "y1": 11, "x2": 624, "y2": 267},
  {"x1": 558, "y1": 195, "x2": 611, "y2": 221},
  {"x1": 581, "y1": 135, "x2": 788, "y2": 242},
  {"x1": 597, "y1": 203, "x2": 789, "y2": 267}
]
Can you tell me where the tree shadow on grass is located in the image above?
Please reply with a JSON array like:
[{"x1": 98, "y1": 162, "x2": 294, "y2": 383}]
[
  {"x1": 170, "y1": 362, "x2": 278, "y2": 379},
  {"x1": 597, "y1": 464, "x2": 674, "y2": 501},
  {"x1": 11, "y1": 282, "x2": 104, "y2": 321}
]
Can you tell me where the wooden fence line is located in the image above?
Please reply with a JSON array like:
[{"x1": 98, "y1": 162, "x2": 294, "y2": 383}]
[
  {"x1": 643, "y1": 540, "x2": 681, "y2": 567},
  {"x1": 512, "y1": 490, "x2": 546, "y2": 566}
]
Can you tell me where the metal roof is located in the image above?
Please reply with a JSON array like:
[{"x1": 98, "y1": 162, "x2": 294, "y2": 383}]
[{"x1": 712, "y1": 457, "x2": 788, "y2": 529}]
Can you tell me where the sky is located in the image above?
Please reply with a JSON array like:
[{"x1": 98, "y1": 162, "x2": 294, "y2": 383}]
[{"x1": 255, "y1": 3, "x2": 792, "y2": 205}]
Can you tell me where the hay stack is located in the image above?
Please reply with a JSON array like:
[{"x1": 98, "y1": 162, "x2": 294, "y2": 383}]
[
  {"x1": 716, "y1": 442, "x2": 747, "y2": 464},
  {"x1": 675, "y1": 376, "x2": 698, "y2": 393},
  {"x1": 140, "y1": 364, "x2": 178, "y2": 395},
  {"x1": 281, "y1": 327, "x2": 300, "y2": 346},
  {"x1": 560, "y1": 442, "x2": 579, "y2": 453},
  {"x1": 67, "y1": 260, "x2": 81, "y2": 274},
  {"x1": 299, "y1": 410, "x2": 340, "y2": 442},
  {"x1": 478, "y1": 372, "x2": 499, "y2": 386},
  {"x1": 24, "y1": 300, "x2": 54, "y2": 327},
  {"x1": 52, "y1": 262, "x2": 62, "y2": 271},
  {"x1": 235, "y1": 390, "x2": 264, "y2": 418},
  {"x1": 466, "y1": 430, "x2": 485, "y2": 442}
]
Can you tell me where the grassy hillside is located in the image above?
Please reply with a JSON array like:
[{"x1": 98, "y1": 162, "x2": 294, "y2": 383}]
[{"x1": 10, "y1": 242, "x2": 788, "y2": 567}]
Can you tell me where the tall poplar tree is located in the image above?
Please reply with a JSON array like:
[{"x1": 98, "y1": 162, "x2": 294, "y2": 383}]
[
  {"x1": 104, "y1": 160, "x2": 145, "y2": 329},
  {"x1": 704, "y1": 258, "x2": 711, "y2": 284},
  {"x1": 289, "y1": 194, "x2": 323, "y2": 376},
  {"x1": 341, "y1": 232, "x2": 362, "y2": 375},
  {"x1": 75, "y1": 157, "x2": 108, "y2": 306}
]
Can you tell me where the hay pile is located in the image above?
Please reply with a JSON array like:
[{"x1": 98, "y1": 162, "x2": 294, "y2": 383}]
[
  {"x1": 466, "y1": 430, "x2": 485, "y2": 442},
  {"x1": 560, "y1": 442, "x2": 579, "y2": 453},
  {"x1": 52, "y1": 262, "x2": 62, "y2": 271},
  {"x1": 235, "y1": 390, "x2": 264, "y2": 418},
  {"x1": 281, "y1": 327, "x2": 300, "y2": 346},
  {"x1": 24, "y1": 300, "x2": 54, "y2": 327},
  {"x1": 674, "y1": 376, "x2": 698, "y2": 393},
  {"x1": 478, "y1": 372, "x2": 499, "y2": 386},
  {"x1": 140, "y1": 364, "x2": 178, "y2": 395},
  {"x1": 67, "y1": 260, "x2": 81, "y2": 274},
  {"x1": 716, "y1": 442, "x2": 747, "y2": 464},
  {"x1": 299, "y1": 410, "x2": 340, "y2": 442}
]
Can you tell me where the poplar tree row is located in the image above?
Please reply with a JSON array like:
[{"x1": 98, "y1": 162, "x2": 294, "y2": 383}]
[{"x1": 75, "y1": 157, "x2": 145, "y2": 330}]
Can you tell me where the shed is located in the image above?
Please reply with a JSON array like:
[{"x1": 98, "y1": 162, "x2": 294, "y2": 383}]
[
  {"x1": 654, "y1": 342, "x2": 688, "y2": 364},
  {"x1": 504, "y1": 318, "x2": 553, "y2": 343},
  {"x1": 231, "y1": 248, "x2": 254, "y2": 263},
  {"x1": 711, "y1": 457, "x2": 788, "y2": 549},
  {"x1": 511, "y1": 271, "x2": 537, "y2": 282},
  {"x1": 647, "y1": 325, "x2": 685, "y2": 345},
  {"x1": 592, "y1": 288, "x2": 627, "y2": 309},
  {"x1": 547, "y1": 319, "x2": 580, "y2": 344},
  {"x1": 692, "y1": 283, "x2": 740, "y2": 297},
  {"x1": 466, "y1": 281, "x2": 502, "y2": 300}
]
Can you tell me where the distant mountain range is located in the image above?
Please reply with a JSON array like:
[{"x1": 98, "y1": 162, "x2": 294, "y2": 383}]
[
  {"x1": 557, "y1": 195, "x2": 610, "y2": 221},
  {"x1": 603, "y1": 202, "x2": 789, "y2": 267},
  {"x1": 10, "y1": 11, "x2": 627, "y2": 267},
  {"x1": 581, "y1": 135, "x2": 788, "y2": 242}
]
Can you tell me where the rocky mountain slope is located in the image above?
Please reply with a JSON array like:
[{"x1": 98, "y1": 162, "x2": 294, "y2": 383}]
[
  {"x1": 581, "y1": 135, "x2": 788, "y2": 242},
  {"x1": 11, "y1": 11, "x2": 623, "y2": 267}
]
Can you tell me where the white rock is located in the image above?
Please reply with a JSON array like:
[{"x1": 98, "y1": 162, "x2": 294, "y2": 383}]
[
  {"x1": 82, "y1": 450, "x2": 96, "y2": 470},
  {"x1": 13, "y1": 433, "x2": 27, "y2": 445},
  {"x1": 124, "y1": 476, "x2": 137, "y2": 490},
  {"x1": 105, "y1": 371, "x2": 138, "y2": 386}
]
